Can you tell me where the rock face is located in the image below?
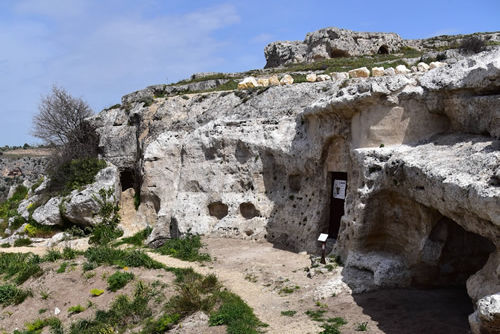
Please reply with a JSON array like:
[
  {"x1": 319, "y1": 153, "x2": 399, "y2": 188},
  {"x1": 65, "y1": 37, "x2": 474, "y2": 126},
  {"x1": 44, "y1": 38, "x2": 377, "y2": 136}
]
[
  {"x1": 93, "y1": 47, "x2": 500, "y2": 329},
  {"x1": 264, "y1": 27, "x2": 500, "y2": 68},
  {"x1": 0, "y1": 155, "x2": 48, "y2": 201},
  {"x1": 30, "y1": 164, "x2": 121, "y2": 227},
  {"x1": 265, "y1": 27, "x2": 404, "y2": 68}
]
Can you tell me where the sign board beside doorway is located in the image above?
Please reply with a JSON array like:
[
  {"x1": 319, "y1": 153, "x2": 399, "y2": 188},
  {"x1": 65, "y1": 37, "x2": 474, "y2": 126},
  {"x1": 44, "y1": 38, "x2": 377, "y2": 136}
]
[{"x1": 333, "y1": 179, "x2": 346, "y2": 199}]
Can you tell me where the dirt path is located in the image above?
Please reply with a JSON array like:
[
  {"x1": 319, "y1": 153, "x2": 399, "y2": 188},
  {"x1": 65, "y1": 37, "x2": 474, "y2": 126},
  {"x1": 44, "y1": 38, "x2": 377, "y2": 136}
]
[
  {"x1": 149, "y1": 245, "x2": 323, "y2": 334},
  {"x1": 1, "y1": 238, "x2": 473, "y2": 334}
]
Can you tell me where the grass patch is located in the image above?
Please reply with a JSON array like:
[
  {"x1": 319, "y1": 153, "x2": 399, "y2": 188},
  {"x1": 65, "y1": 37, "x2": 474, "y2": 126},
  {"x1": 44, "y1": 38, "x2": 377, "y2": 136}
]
[
  {"x1": 279, "y1": 285, "x2": 300, "y2": 294},
  {"x1": 107, "y1": 271, "x2": 134, "y2": 291},
  {"x1": 24, "y1": 222, "x2": 59, "y2": 238},
  {"x1": 209, "y1": 290, "x2": 267, "y2": 334},
  {"x1": 0, "y1": 252, "x2": 43, "y2": 284},
  {"x1": 14, "y1": 238, "x2": 32, "y2": 247},
  {"x1": 113, "y1": 227, "x2": 152, "y2": 247},
  {"x1": 71, "y1": 283, "x2": 152, "y2": 334},
  {"x1": 305, "y1": 309, "x2": 327, "y2": 322},
  {"x1": 84, "y1": 246, "x2": 164, "y2": 269},
  {"x1": 0, "y1": 284, "x2": 32, "y2": 306},
  {"x1": 17, "y1": 317, "x2": 63, "y2": 334},
  {"x1": 281, "y1": 310, "x2": 297, "y2": 317},
  {"x1": 155, "y1": 233, "x2": 211, "y2": 262}
]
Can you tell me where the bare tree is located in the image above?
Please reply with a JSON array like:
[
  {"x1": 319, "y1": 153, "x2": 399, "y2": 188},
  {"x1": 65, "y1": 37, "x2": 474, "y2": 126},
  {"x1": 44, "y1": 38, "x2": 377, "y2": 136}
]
[
  {"x1": 33, "y1": 86, "x2": 93, "y2": 146},
  {"x1": 32, "y1": 86, "x2": 100, "y2": 192}
]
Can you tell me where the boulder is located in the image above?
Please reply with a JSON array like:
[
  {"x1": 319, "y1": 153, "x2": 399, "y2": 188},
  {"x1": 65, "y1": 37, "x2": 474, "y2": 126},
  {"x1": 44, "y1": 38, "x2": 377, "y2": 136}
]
[
  {"x1": 238, "y1": 77, "x2": 259, "y2": 90},
  {"x1": 306, "y1": 73, "x2": 317, "y2": 82},
  {"x1": 63, "y1": 165, "x2": 121, "y2": 226},
  {"x1": 268, "y1": 74, "x2": 280, "y2": 86},
  {"x1": 280, "y1": 74, "x2": 294, "y2": 85},
  {"x1": 371, "y1": 67, "x2": 385, "y2": 77},
  {"x1": 429, "y1": 61, "x2": 446, "y2": 69},
  {"x1": 469, "y1": 293, "x2": 500, "y2": 334},
  {"x1": 257, "y1": 78, "x2": 270, "y2": 87},
  {"x1": 348, "y1": 67, "x2": 370, "y2": 78},
  {"x1": 316, "y1": 74, "x2": 331, "y2": 81},
  {"x1": 417, "y1": 62, "x2": 430, "y2": 72},
  {"x1": 32, "y1": 197, "x2": 63, "y2": 226},
  {"x1": 330, "y1": 72, "x2": 349, "y2": 81},
  {"x1": 384, "y1": 67, "x2": 396, "y2": 76},
  {"x1": 395, "y1": 64, "x2": 411, "y2": 74}
]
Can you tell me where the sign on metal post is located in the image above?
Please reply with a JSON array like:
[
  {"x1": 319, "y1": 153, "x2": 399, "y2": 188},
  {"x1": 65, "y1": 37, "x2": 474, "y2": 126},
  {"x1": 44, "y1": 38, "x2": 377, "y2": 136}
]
[{"x1": 318, "y1": 233, "x2": 328, "y2": 264}]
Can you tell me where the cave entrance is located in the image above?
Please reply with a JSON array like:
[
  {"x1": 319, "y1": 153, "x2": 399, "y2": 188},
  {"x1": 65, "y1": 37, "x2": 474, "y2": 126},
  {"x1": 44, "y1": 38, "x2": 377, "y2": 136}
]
[
  {"x1": 328, "y1": 172, "x2": 347, "y2": 238},
  {"x1": 120, "y1": 168, "x2": 136, "y2": 191},
  {"x1": 377, "y1": 45, "x2": 389, "y2": 54}
]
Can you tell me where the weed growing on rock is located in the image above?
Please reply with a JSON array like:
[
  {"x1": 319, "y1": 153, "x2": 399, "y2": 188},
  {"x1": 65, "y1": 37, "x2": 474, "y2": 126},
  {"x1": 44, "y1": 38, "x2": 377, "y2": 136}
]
[{"x1": 356, "y1": 322, "x2": 368, "y2": 331}]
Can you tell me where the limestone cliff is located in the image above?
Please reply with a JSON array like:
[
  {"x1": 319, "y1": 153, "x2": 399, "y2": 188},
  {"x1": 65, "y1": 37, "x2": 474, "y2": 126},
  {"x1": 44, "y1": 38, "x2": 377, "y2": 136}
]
[{"x1": 92, "y1": 43, "x2": 499, "y2": 332}]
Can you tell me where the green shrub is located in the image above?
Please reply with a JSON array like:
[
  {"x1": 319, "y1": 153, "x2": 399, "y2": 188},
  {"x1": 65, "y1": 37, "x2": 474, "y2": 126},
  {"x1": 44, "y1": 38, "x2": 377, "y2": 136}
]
[
  {"x1": 90, "y1": 288, "x2": 104, "y2": 297},
  {"x1": 50, "y1": 158, "x2": 106, "y2": 195},
  {"x1": 0, "y1": 185, "x2": 28, "y2": 236},
  {"x1": 0, "y1": 284, "x2": 32, "y2": 306},
  {"x1": 56, "y1": 262, "x2": 68, "y2": 273},
  {"x1": 156, "y1": 233, "x2": 210, "y2": 262},
  {"x1": 89, "y1": 188, "x2": 123, "y2": 245},
  {"x1": 113, "y1": 227, "x2": 152, "y2": 247},
  {"x1": 460, "y1": 36, "x2": 486, "y2": 53},
  {"x1": 14, "y1": 238, "x2": 32, "y2": 247},
  {"x1": 24, "y1": 222, "x2": 59, "y2": 238},
  {"x1": 107, "y1": 271, "x2": 134, "y2": 291},
  {"x1": 1, "y1": 243, "x2": 11, "y2": 248},
  {"x1": 68, "y1": 304, "x2": 86, "y2": 314}
]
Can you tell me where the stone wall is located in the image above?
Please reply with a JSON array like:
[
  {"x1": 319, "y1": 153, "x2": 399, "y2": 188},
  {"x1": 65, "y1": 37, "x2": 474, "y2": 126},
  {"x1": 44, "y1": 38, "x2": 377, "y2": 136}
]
[{"x1": 0, "y1": 155, "x2": 48, "y2": 201}]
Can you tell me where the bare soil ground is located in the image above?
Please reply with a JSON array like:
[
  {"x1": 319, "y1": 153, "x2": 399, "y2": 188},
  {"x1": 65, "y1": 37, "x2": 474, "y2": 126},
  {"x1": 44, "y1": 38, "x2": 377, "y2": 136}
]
[{"x1": 0, "y1": 237, "x2": 473, "y2": 334}]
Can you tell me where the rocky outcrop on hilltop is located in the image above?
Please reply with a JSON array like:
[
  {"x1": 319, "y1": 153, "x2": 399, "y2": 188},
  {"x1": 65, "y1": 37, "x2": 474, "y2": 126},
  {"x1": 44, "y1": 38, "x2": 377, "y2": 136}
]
[{"x1": 264, "y1": 27, "x2": 500, "y2": 68}]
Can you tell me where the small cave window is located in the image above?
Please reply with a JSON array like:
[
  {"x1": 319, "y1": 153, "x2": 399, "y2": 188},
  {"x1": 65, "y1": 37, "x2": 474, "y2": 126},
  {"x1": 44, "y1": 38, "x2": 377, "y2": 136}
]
[
  {"x1": 377, "y1": 45, "x2": 389, "y2": 54},
  {"x1": 120, "y1": 169, "x2": 135, "y2": 191},
  {"x1": 239, "y1": 202, "x2": 261, "y2": 219},
  {"x1": 208, "y1": 201, "x2": 228, "y2": 220}
]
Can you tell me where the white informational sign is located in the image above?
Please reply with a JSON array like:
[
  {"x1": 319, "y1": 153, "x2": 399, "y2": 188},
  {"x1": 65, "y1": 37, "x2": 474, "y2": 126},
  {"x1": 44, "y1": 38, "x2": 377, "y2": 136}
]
[
  {"x1": 318, "y1": 233, "x2": 329, "y2": 242},
  {"x1": 333, "y1": 179, "x2": 346, "y2": 199}
]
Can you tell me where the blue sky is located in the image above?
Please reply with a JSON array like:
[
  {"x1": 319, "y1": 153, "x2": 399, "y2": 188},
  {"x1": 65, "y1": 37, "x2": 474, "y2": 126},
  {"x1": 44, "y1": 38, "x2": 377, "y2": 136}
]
[{"x1": 1, "y1": 0, "x2": 499, "y2": 146}]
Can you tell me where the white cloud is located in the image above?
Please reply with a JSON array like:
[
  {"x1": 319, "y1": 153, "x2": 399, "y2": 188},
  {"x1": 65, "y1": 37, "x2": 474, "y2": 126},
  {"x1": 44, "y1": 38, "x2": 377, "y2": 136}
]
[{"x1": 0, "y1": 2, "x2": 241, "y2": 144}]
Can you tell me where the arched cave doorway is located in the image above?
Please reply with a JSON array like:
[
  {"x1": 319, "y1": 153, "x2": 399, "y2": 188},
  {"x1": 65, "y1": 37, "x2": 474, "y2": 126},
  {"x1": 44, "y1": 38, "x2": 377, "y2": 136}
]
[
  {"x1": 377, "y1": 45, "x2": 389, "y2": 54},
  {"x1": 351, "y1": 191, "x2": 495, "y2": 333}
]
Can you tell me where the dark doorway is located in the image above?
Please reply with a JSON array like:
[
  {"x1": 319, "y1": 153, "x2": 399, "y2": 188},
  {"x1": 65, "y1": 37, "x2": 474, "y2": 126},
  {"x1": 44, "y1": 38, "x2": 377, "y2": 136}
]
[
  {"x1": 328, "y1": 172, "x2": 347, "y2": 238},
  {"x1": 378, "y1": 45, "x2": 389, "y2": 54}
]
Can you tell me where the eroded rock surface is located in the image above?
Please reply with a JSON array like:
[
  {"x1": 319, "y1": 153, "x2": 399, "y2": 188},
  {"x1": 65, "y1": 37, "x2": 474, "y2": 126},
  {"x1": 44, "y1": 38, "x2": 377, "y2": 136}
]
[{"x1": 92, "y1": 47, "x2": 500, "y2": 330}]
